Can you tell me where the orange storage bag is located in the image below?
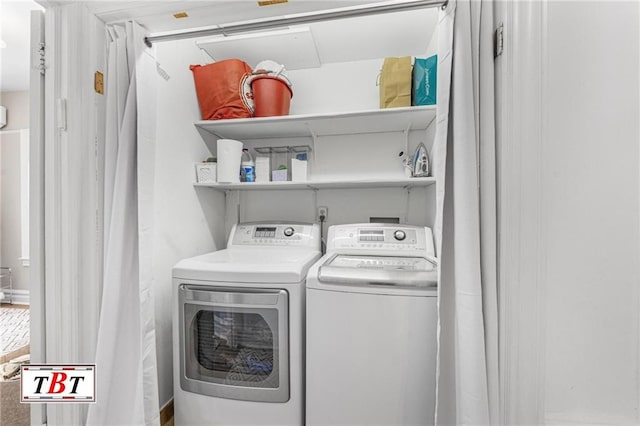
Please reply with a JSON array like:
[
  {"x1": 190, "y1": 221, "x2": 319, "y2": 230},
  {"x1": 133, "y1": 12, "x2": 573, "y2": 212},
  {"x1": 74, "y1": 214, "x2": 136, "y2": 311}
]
[{"x1": 190, "y1": 59, "x2": 253, "y2": 120}]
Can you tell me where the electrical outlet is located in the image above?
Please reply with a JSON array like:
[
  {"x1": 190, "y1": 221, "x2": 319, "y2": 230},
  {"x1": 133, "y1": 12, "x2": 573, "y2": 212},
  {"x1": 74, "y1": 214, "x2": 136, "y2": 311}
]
[{"x1": 318, "y1": 206, "x2": 328, "y2": 221}]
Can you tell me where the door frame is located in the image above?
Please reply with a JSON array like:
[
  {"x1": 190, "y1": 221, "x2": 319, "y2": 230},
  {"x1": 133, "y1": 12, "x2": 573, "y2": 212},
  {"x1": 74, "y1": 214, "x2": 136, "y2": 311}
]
[
  {"x1": 494, "y1": 1, "x2": 547, "y2": 424},
  {"x1": 29, "y1": 8, "x2": 46, "y2": 426}
]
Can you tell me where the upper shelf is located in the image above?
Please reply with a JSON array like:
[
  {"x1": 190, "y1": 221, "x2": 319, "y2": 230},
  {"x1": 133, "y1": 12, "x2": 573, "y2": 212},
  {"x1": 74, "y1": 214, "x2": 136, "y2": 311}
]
[{"x1": 194, "y1": 105, "x2": 437, "y2": 141}]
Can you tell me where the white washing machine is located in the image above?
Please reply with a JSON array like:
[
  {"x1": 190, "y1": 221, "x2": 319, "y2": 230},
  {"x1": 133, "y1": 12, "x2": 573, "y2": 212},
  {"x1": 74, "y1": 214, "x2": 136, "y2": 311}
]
[
  {"x1": 172, "y1": 222, "x2": 321, "y2": 426},
  {"x1": 306, "y1": 223, "x2": 438, "y2": 426}
]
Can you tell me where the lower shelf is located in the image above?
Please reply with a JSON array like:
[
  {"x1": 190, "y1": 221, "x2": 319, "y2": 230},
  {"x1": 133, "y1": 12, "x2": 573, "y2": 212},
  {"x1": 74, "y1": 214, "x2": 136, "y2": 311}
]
[{"x1": 194, "y1": 177, "x2": 436, "y2": 191}]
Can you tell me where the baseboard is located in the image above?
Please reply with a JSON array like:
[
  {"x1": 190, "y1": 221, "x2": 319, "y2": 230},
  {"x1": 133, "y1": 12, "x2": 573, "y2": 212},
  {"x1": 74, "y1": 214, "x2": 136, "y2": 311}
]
[
  {"x1": 0, "y1": 344, "x2": 30, "y2": 364},
  {"x1": 1, "y1": 289, "x2": 30, "y2": 305},
  {"x1": 160, "y1": 399, "x2": 174, "y2": 426},
  {"x1": 545, "y1": 412, "x2": 636, "y2": 426}
]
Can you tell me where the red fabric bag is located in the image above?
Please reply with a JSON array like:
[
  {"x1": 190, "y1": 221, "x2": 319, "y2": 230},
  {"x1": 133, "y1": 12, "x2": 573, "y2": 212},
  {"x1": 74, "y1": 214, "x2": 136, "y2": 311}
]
[{"x1": 190, "y1": 59, "x2": 253, "y2": 120}]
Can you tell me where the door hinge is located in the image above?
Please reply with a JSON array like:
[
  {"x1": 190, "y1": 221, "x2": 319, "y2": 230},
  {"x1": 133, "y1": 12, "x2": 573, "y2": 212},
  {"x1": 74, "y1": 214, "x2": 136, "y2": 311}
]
[
  {"x1": 494, "y1": 23, "x2": 504, "y2": 58},
  {"x1": 38, "y1": 42, "x2": 46, "y2": 75}
]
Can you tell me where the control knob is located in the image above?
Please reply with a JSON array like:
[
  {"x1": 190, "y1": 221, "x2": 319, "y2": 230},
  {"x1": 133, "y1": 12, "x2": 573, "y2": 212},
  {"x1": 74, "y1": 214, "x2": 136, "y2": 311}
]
[
  {"x1": 283, "y1": 227, "x2": 295, "y2": 237},
  {"x1": 394, "y1": 230, "x2": 406, "y2": 241}
]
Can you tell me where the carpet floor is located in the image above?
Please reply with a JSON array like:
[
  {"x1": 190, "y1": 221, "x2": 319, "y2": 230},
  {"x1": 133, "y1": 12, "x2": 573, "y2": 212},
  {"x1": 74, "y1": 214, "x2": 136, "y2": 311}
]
[
  {"x1": 0, "y1": 305, "x2": 29, "y2": 364},
  {"x1": 0, "y1": 305, "x2": 29, "y2": 425}
]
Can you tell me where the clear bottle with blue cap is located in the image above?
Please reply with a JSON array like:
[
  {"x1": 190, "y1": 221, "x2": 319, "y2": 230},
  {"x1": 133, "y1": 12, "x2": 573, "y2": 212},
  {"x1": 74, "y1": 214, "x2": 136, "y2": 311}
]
[{"x1": 240, "y1": 149, "x2": 255, "y2": 182}]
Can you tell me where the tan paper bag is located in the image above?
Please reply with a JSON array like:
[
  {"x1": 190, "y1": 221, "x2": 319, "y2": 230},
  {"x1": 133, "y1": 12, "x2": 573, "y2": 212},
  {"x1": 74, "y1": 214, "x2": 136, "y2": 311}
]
[{"x1": 379, "y1": 56, "x2": 412, "y2": 108}]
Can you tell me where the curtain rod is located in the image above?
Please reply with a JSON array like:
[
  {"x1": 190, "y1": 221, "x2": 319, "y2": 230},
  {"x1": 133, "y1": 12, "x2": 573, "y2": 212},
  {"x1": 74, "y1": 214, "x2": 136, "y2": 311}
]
[{"x1": 144, "y1": 0, "x2": 447, "y2": 47}]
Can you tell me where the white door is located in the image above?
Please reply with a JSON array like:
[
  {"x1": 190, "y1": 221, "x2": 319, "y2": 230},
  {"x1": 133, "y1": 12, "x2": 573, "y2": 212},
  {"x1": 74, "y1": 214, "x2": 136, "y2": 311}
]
[{"x1": 30, "y1": 4, "x2": 107, "y2": 425}]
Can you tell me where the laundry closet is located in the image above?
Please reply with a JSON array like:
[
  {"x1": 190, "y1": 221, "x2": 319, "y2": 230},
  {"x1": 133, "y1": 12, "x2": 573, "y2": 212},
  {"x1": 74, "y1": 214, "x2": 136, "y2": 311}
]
[{"x1": 138, "y1": 1, "x2": 445, "y2": 414}]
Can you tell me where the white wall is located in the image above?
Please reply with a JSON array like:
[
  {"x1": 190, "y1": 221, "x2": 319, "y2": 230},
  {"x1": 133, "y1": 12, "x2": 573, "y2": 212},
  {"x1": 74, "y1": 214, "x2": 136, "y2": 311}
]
[
  {"x1": 0, "y1": 90, "x2": 30, "y2": 293},
  {"x1": 0, "y1": 91, "x2": 29, "y2": 129},
  {"x1": 542, "y1": 2, "x2": 640, "y2": 424},
  {"x1": 152, "y1": 38, "x2": 227, "y2": 406},
  {"x1": 499, "y1": 1, "x2": 640, "y2": 424}
]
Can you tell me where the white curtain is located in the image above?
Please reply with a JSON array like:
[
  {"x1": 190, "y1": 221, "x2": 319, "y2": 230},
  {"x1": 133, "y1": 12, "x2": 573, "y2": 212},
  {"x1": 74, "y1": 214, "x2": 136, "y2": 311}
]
[
  {"x1": 87, "y1": 21, "x2": 160, "y2": 426},
  {"x1": 433, "y1": 0, "x2": 500, "y2": 424}
]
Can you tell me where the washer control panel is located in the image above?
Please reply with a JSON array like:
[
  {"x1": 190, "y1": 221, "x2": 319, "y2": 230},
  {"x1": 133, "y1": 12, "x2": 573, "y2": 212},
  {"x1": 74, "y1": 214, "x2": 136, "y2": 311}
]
[
  {"x1": 230, "y1": 223, "x2": 319, "y2": 248},
  {"x1": 357, "y1": 228, "x2": 417, "y2": 246},
  {"x1": 327, "y1": 255, "x2": 435, "y2": 272},
  {"x1": 328, "y1": 224, "x2": 435, "y2": 258}
]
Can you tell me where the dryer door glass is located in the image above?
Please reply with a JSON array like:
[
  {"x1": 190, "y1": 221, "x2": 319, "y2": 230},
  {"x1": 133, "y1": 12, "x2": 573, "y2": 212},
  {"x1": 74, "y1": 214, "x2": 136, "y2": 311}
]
[
  {"x1": 179, "y1": 285, "x2": 289, "y2": 402},
  {"x1": 194, "y1": 310, "x2": 277, "y2": 386}
]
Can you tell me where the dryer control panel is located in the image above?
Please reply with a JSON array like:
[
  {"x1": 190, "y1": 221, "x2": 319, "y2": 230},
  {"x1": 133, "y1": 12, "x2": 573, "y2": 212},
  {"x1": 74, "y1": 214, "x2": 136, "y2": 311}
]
[
  {"x1": 229, "y1": 223, "x2": 320, "y2": 248},
  {"x1": 327, "y1": 224, "x2": 435, "y2": 258}
]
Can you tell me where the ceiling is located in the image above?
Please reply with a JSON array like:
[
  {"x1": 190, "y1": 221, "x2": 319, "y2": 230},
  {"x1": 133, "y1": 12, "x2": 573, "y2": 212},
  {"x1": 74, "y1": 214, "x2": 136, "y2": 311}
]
[
  {"x1": 84, "y1": 1, "x2": 409, "y2": 33},
  {"x1": 0, "y1": 0, "x2": 44, "y2": 93},
  {"x1": 88, "y1": 0, "x2": 438, "y2": 69},
  {"x1": 0, "y1": 0, "x2": 439, "y2": 93},
  {"x1": 196, "y1": 9, "x2": 437, "y2": 69}
]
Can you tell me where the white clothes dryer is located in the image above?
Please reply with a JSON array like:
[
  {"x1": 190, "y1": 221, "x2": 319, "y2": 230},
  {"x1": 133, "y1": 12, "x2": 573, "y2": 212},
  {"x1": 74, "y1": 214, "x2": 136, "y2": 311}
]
[
  {"x1": 306, "y1": 223, "x2": 438, "y2": 426},
  {"x1": 173, "y1": 222, "x2": 320, "y2": 426}
]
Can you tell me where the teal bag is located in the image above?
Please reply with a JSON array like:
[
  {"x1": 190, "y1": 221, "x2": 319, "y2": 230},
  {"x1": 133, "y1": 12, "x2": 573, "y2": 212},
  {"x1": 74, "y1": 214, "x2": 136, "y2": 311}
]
[{"x1": 412, "y1": 55, "x2": 437, "y2": 106}]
